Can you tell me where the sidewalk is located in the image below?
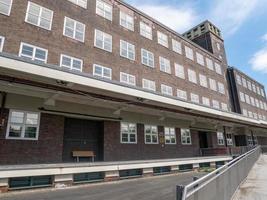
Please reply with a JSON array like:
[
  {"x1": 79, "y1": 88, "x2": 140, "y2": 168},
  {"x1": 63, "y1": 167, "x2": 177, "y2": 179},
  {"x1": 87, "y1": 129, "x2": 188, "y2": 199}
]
[{"x1": 233, "y1": 154, "x2": 267, "y2": 200}]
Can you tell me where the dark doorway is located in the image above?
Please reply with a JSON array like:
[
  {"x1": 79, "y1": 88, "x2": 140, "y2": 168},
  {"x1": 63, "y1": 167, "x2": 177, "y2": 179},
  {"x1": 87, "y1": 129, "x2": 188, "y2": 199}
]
[
  {"x1": 63, "y1": 118, "x2": 104, "y2": 162},
  {"x1": 234, "y1": 135, "x2": 247, "y2": 146},
  {"x1": 199, "y1": 132, "x2": 212, "y2": 148}
]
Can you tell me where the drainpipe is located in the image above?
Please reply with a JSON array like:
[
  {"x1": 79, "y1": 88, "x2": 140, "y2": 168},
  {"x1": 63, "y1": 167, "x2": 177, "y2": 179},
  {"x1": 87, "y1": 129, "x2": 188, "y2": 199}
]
[
  {"x1": 0, "y1": 92, "x2": 7, "y2": 128},
  {"x1": 223, "y1": 126, "x2": 229, "y2": 155}
]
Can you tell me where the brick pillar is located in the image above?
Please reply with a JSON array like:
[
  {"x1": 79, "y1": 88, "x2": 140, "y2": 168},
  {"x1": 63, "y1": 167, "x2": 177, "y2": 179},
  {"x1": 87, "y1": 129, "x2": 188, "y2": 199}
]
[
  {"x1": 143, "y1": 168, "x2": 154, "y2": 177},
  {"x1": 104, "y1": 170, "x2": 120, "y2": 181},
  {"x1": 54, "y1": 174, "x2": 73, "y2": 188},
  {"x1": 0, "y1": 178, "x2": 8, "y2": 193}
]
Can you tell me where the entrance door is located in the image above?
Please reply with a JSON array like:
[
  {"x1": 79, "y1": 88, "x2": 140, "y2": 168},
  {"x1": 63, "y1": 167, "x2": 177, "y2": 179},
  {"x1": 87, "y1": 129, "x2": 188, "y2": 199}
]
[
  {"x1": 62, "y1": 118, "x2": 104, "y2": 162},
  {"x1": 199, "y1": 132, "x2": 212, "y2": 148}
]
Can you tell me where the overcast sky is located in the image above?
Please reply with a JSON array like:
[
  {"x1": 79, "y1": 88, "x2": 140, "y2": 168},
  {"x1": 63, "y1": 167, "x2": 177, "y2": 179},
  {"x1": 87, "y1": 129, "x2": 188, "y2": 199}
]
[{"x1": 126, "y1": 0, "x2": 267, "y2": 91}]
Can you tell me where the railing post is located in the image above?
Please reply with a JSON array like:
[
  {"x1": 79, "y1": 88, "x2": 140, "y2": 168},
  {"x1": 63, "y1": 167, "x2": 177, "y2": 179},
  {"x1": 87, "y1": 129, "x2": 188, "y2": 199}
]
[{"x1": 176, "y1": 185, "x2": 185, "y2": 200}]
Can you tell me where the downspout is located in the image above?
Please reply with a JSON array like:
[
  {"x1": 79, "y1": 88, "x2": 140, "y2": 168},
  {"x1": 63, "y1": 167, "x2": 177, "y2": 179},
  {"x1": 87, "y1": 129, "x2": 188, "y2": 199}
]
[{"x1": 0, "y1": 92, "x2": 7, "y2": 129}]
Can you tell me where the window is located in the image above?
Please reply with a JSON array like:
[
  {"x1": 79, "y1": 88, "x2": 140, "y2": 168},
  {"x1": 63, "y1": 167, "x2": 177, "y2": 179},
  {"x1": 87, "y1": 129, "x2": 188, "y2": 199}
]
[
  {"x1": 6, "y1": 110, "x2": 40, "y2": 140},
  {"x1": 60, "y1": 54, "x2": 83, "y2": 71},
  {"x1": 218, "y1": 82, "x2": 225, "y2": 94},
  {"x1": 19, "y1": 42, "x2": 47, "y2": 63},
  {"x1": 181, "y1": 129, "x2": 191, "y2": 145},
  {"x1": 255, "y1": 99, "x2": 259, "y2": 108},
  {"x1": 174, "y1": 64, "x2": 185, "y2": 79},
  {"x1": 206, "y1": 58, "x2": 214, "y2": 70},
  {"x1": 242, "y1": 77, "x2": 247, "y2": 88},
  {"x1": 252, "y1": 84, "x2": 256, "y2": 93},
  {"x1": 248, "y1": 111, "x2": 253, "y2": 118},
  {"x1": 221, "y1": 103, "x2": 228, "y2": 111},
  {"x1": 25, "y1": 2, "x2": 53, "y2": 30},
  {"x1": 240, "y1": 92, "x2": 245, "y2": 102},
  {"x1": 226, "y1": 134, "x2": 233, "y2": 145},
  {"x1": 68, "y1": 0, "x2": 87, "y2": 8},
  {"x1": 0, "y1": 36, "x2": 4, "y2": 52},
  {"x1": 63, "y1": 17, "x2": 85, "y2": 42},
  {"x1": 250, "y1": 97, "x2": 255, "y2": 106},
  {"x1": 0, "y1": 0, "x2": 12, "y2": 16},
  {"x1": 120, "y1": 122, "x2": 137, "y2": 144},
  {"x1": 161, "y1": 84, "x2": 173, "y2": 96},
  {"x1": 236, "y1": 74, "x2": 241, "y2": 85},
  {"x1": 215, "y1": 63, "x2": 222, "y2": 75},
  {"x1": 172, "y1": 39, "x2": 182, "y2": 54},
  {"x1": 209, "y1": 78, "x2": 217, "y2": 91},
  {"x1": 145, "y1": 125, "x2": 158, "y2": 144},
  {"x1": 199, "y1": 74, "x2": 208, "y2": 88},
  {"x1": 212, "y1": 100, "x2": 220, "y2": 109},
  {"x1": 216, "y1": 43, "x2": 221, "y2": 50},
  {"x1": 185, "y1": 46, "x2": 194, "y2": 60},
  {"x1": 140, "y1": 22, "x2": 152, "y2": 40},
  {"x1": 94, "y1": 29, "x2": 112, "y2": 52},
  {"x1": 196, "y1": 52, "x2": 204, "y2": 66},
  {"x1": 177, "y1": 89, "x2": 187, "y2": 100},
  {"x1": 159, "y1": 57, "x2": 171, "y2": 74},
  {"x1": 257, "y1": 86, "x2": 261, "y2": 95},
  {"x1": 190, "y1": 93, "x2": 199, "y2": 104},
  {"x1": 247, "y1": 81, "x2": 252, "y2": 90},
  {"x1": 261, "y1": 88, "x2": 265, "y2": 97},
  {"x1": 120, "y1": 72, "x2": 135, "y2": 86},
  {"x1": 96, "y1": 0, "x2": 112, "y2": 21},
  {"x1": 243, "y1": 109, "x2": 248, "y2": 116},
  {"x1": 142, "y1": 79, "x2": 156, "y2": 91},
  {"x1": 120, "y1": 11, "x2": 134, "y2": 31},
  {"x1": 245, "y1": 94, "x2": 250, "y2": 104},
  {"x1": 217, "y1": 132, "x2": 224, "y2": 145},
  {"x1": 141, "y1": 49, "x2": 154, "y2": 68},
  {"x1": 120, "y1": 40, "x2": 135, "y2": 60},
  {"x1": 188, "y1": 69, "x2": 197, "y2": 84},
  {"x1": 247, "y1": 136, "x2": 253, "y2": 146},
  {"x1": 157, "y1": 31, "x2": 168, "y2": 48},
  {"x1": 253, "y1": 113, "x2": 258, "y2": 119},
  {"x1": 165, "y1": 127, "x2": 176, "y2": 144},
  {"x1": 93, "y1": 64, "x2": 112, "y2": 79},
  {"x1": 202, "y1": 97, "x2": 210, "y2": 106}
]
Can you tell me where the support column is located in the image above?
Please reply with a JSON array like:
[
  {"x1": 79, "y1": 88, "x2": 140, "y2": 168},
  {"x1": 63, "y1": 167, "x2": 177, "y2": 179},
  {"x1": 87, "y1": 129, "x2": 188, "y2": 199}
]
[
  {"x1": 171, "y1": 165, "x2": 179, "y2": 173},
  {"x1": 193, "y1": 163, "x2": 199, "y2": 171},
  {"x1": 0, "y1": 178, "x2": 8, "y2": 193},
  {"x1": 143, "y1": 168, "x2": 154, "y2": 177},
  {"x1": 54, "y1": 174, "x2": 73, "y2": 188},
  {"x1": 104, "y1": 170, "x2": 120, "y2": 181},
  {"x1": 210, "y1": 162, "x2": 216, "y2": 168}
]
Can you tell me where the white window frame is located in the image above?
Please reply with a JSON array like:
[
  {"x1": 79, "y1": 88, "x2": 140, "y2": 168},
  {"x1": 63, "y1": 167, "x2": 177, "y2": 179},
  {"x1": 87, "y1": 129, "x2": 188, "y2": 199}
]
[
  {"x1": 245, "y1": 94, "x2": 250, "y2": 104},
  {"x1": 240, "y1": 92, "x2": 245, "y2": 102},
  {"x1": 144, "y1": 125, "x2": 158, "y2": 144},
  {"x1": 243, "y1": 109, "x2": 248, "y2": 116},
  {"x1": 141, "y1": 48, "x2": 154, "y2": 68},
  {"x1": 120, "y1": 122, "x2": 137, "y2": 144},
  {"x1": 190, "y1": 93, "x2": 199, "y2": 104},
  {"x1": 221, "y1": 103, "x2": 228, "y2": 111},
  {"x1": 25, "y1": 2, "x2": 54, "y2": 31},
  {"x1": 215, "y1": 63, "x2": 222, "y2": 75},
  {"x1": 202, "y1": 97, "x2": 210, "y2": 106},
  {"x1": 206, "y1": 57, "x2": 214, "y2": 70},
  {"x1": 157, "y1": 31, "x2": 168, "y2": 48},
  {"x1": 140, "y1": 22, "x2": 152, "y2": 40},
  {"x1": 94, "y1": 29, "x2": 112, "y2": 52},
  {"x1": 181, "y1": 129, "x2": 191, "y2": 145},
  {"x1": 217, "y1": 132, "x2": 224, "y2": 145},
  {"x1": 60, "y1": 54, "x2": 83, "y2": 71},
  {"x1": 63, "y1": 17, "x2": 85, "y2": 42},
  {"x1": 209, "y1": 78, "x2": 217, "y2": 91},
  {"x1": 177, "y1": 89, "x2": 187, "y2": 100},
  {"x1": 185, "y1": 46, "x2": 194, "y2": 61},
  {"x1": 226, "y1": 134, "x2": 233, "y2": 146},
  {"x1": 196, "y1": 52, "x2": 204, "y2": 66},
  {"x1": 175, "y1": 63, "x2": 185, "y2": 79},
  {"x1": 242, "y1": 77, "x2": 247, "y2": 88},
  {"x1": 120, "y1": 40, "x2": 135, "y2": 61},
  {"x1": 120, "y1": 72, "x2": 136, "y2": 86},
  {"x1": 164, "y1": 127, "x2": 176, "y2": 145},
  {"x1": 0, "y1": 36, "x2": 4, "y2": 52},
  {"x1": 68, "y1": 0, "x2": 87, "y2": 9},
  {"x1": 6, "y1": 109, "x2": 40, "y2": 140},
  {"x1": 172, "y1": 39, "x2": 182, "y2": 54},
  {"x1": 236, "y1": 74, "x2": 242, "y2": 85},
  {"x1": 218, "y1": 82, "x2": 225, "y2": 94},
  {"x1": 212, "y1": 100, "x2": 220, "y2": 109},
  {"x1": 142, "y1": 79, "x2": 156, "y2": 91},
  {"x1": 96, "y1": 0, "x2": 112, "y2": 21},
  {"x1": 93, "y1": 64, "x2": 112, "y2": 80},
  {"x1": 0, "y1": 0, "x2": 13, "y2": 16},
  {"x1": 199, "y1": 74, "x2": 208, "y2": 88},
  {"x1": 161, "y1": 84, "x2": 173, "y2": 96},
  {"x1": 120, "y1": 11, "x2": 134, "y2": 31},
  {"x1": 159, "y1": 56, "x2": 171, "y2": 74},
  {"x1": 19, "y1": 42, "x2": 48, "y2": 63},
  {"x1": 247, "y1": 81, "x2": 252, "y2": 91},
  {"x1": 188, "y1": 69, "x2": 197, "y2": 84}
]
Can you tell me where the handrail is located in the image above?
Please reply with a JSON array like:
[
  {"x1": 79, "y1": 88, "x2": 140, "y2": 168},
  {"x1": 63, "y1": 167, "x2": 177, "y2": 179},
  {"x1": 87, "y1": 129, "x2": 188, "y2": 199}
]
[{"x1": 180, "y1": 145, "x2": 260, "y2": 200}]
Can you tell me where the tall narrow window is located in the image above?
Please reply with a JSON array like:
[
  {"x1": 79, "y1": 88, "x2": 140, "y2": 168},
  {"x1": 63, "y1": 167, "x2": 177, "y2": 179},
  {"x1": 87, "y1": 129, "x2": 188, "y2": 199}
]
[
  {"x1": 185, "y1": 46, "x2": 194, "y2": 61},
  {"x1": 175, "y1": 64, "x2": 185, "y2": 79},
  {"x1": 142, "y1": 79, "x2": 156, "y2": 91},
  {"x1": 94, "y1": 29, "x2": 112, "y2": 52},
  {"x1": 199, "y1": 74, "x2": 208, "y2": 88},
  {"x1": 190, "y1": 93, "x2": 199, "y2": 104},
  {"x1": 120, "y1": 11, "x2": 134, "y2": 31},
  {"x1": 221, "y1": 103, "x2": 228, "y2": 111},
  {"x1": 0, "y1": 0, "x2": 13, "y2": 16},
  {"x1": 217, "y1": 132, "x2": 224, "y2": 145},
  {"x1": 181, "y1": 129, "x2": 191, "y2": 145},
  {"x1": 196, "y1": 52, "x2": 204, "y2": 66},
  {"x1": 212, "y1": 100, "x2": 220, "y2": 109},
  {"x1": 206, "y1": 57, "x2": 214, "y2": 70},
  {"x1": 242, "y1": 77, "x2": 247, "y2": 88},
  {"x1": 218, "y1": 82, "x2": 225, "y2": 94},
  {"x1": 236, "y1": 74, "x2": 242, "y2": 85},
  {"x1": 96, "y1": 0, "x2": 112, "y2": 21},
  {"x1": 226, "y1": 134, "x2": 233, "y2": 145},
  {"x1": 141, "y1": 49, "x2": 154, "y2": 68},
  {"x1": 93, "y1": 64, "x2": 112, "y2": 80},
  {"x1": 120, "y1": 72, "x2": 135, "y2": 86},
  {"x1": 165, "y1": 127, "x2": 176, "y2": 144},
  {"x1": 202, "y1": 97, "x2": 210, "y2": 106},
  {"x1": 140, "y1": 22, "x2": 152, "y2": 40},
  {"x1": 60, "y1": 54, "x2": 83, "y2": 71},
  {"x1": 209, "y1": 78, "x2": 217, "y2": 91},
  {"x1": 63, "y1": 17, "x2": 85, "y2": 42},
  {"x1": 145, "y1": 125, "x2": 158, "y2": 144},
  {"x1": 240, "y1": 92, "x2": 245, "y2": 102},
  {"x1": 177, "y1": 89, "x2": 187, "y2": 100},
  {"x1": 19, "y1": 42, "x2": 48, "y2": 63},
  {"x1": 68, "y1": 0, "x2": 87, "y2": 8},
  {"x1": 159, "y1": 57, "x2": 171, "y2": 74},
  {"x1": 161, "y1": 84, "x2": 173, "y2": 96},
  {"x1": 172, "y1": 39, "x2": 182, "y2": 54},
  {"x1": 120, "y1": 122, "x2": 137, "y2": 144},
  {"x1": 0, "y1": 36, "x2": 4, "y2": 52},
  {"x1": 157, "y1": 31, "x2": 168, "y2": 48},
  {"x1": 188, "y1": 69, "x2": 197, "y2": 84},
  {"x1": 120, "y1": 40, "x2": 135, "y2": 60},
  {"x1": 6, "y1": 110, "x2": 40, "y2": 140},
  {"x1": 215, "y1": 63, "x2": 222, "y2": 75},
  {"x1": 25, "y1": 2, "x2": 53, "y2": 30}
]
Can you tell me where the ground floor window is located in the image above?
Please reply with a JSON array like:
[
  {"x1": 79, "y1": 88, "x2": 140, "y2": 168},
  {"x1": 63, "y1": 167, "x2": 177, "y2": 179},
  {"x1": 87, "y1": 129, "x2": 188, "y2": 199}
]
[
  {"x1": 247, "y1": 136, "x2": 253, "y2": 146},
  {"x1": 145, "y1": 125, "x2": 158, "y2": 144},
  {"x1": 226, "y1": 134, "x2": 233, "y2": 145},
  {"x1": 164, "y1": 127, "x2": 176, "y2": 144},
  {"x1": 217, "y1": 132, "x2": 224, "y2": 145},
  {"x1": 120, "y1": 122, "x2": 137, "y2": 144},
  {"x1": 6, "y1": 110, "x2": 40, "y2": 140},
  {"x1": 181, "y1": 129, "x2": 191, "y2": 145}
]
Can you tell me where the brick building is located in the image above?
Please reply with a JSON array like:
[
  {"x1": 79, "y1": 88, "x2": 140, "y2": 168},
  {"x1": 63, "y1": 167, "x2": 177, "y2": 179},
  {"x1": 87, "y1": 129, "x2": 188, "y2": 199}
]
[{"x1": 0, "y1": 0, "x2": 267, "y2": 165}]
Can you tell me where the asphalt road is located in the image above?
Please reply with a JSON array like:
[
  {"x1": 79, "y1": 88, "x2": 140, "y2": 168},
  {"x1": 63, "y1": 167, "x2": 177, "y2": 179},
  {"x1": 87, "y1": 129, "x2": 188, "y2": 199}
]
[{"x1": 1, "y1": 172, "x2": 205, "y2": 200}]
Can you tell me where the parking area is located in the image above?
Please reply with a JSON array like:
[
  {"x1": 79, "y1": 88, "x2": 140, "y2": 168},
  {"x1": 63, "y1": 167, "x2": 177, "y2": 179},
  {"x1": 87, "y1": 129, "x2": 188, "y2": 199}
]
[{"x1": 0, "y1": 171, "x2": 205, "y2": 200}]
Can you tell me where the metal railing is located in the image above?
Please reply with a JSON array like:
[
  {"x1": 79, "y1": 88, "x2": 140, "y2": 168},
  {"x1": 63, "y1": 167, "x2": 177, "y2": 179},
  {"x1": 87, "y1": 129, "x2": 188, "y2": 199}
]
[{"x1": 177, "y1": 146, "x2": 261, "y2": 200}]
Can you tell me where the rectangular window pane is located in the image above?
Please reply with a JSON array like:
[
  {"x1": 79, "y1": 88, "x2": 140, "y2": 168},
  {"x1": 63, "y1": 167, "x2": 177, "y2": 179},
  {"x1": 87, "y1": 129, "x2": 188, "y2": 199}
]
[
  {"x1": 140, "y1": 22, "x2": 152, "y2": 40},
  {"x1": 141, "y1": 49, "x2": 154, "y2": 67},
  {"x1": 64, "y1": 17, "x2": 85, "y2": 42},
  {"x1": 93, "y1": 64, "x2": 112, "y2": 79},
  {"x1": 60, "y1": 54, "x2": 83, "y2": 71},
  {"x1": 20, "y1": 43, "x2": 47, "y2": 63},
  {"x1": 96, "y1": 0, "x2": 112, "y2": 21},
  {"x1": 68, "y1": 0, "x2": 87, "y2": 8},
  {"x1": 94, "y1": 29, "x2": 112, "y2": 52},
  {"x1": 120, "y1": 11, "x2": 134, "y2": 31},
  {"x1": 0, "y1": 0, "x2": 12, "y2": 16}
]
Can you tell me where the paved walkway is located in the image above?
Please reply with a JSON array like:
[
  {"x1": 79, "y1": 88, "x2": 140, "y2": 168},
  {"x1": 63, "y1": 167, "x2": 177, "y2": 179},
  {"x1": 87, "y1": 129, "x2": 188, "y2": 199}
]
[
  {"x1": 233, "y1": 154, "x2": 267, "y2": 200},
  {"x1": 0, "y1": 172, "x2": 205, "y2": 200}
]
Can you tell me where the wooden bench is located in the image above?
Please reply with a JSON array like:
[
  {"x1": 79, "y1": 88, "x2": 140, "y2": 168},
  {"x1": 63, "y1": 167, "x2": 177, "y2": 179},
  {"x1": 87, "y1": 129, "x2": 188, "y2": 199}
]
[{"x1": 72, "y1": 151, "x2": 96, "y2": 162}]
